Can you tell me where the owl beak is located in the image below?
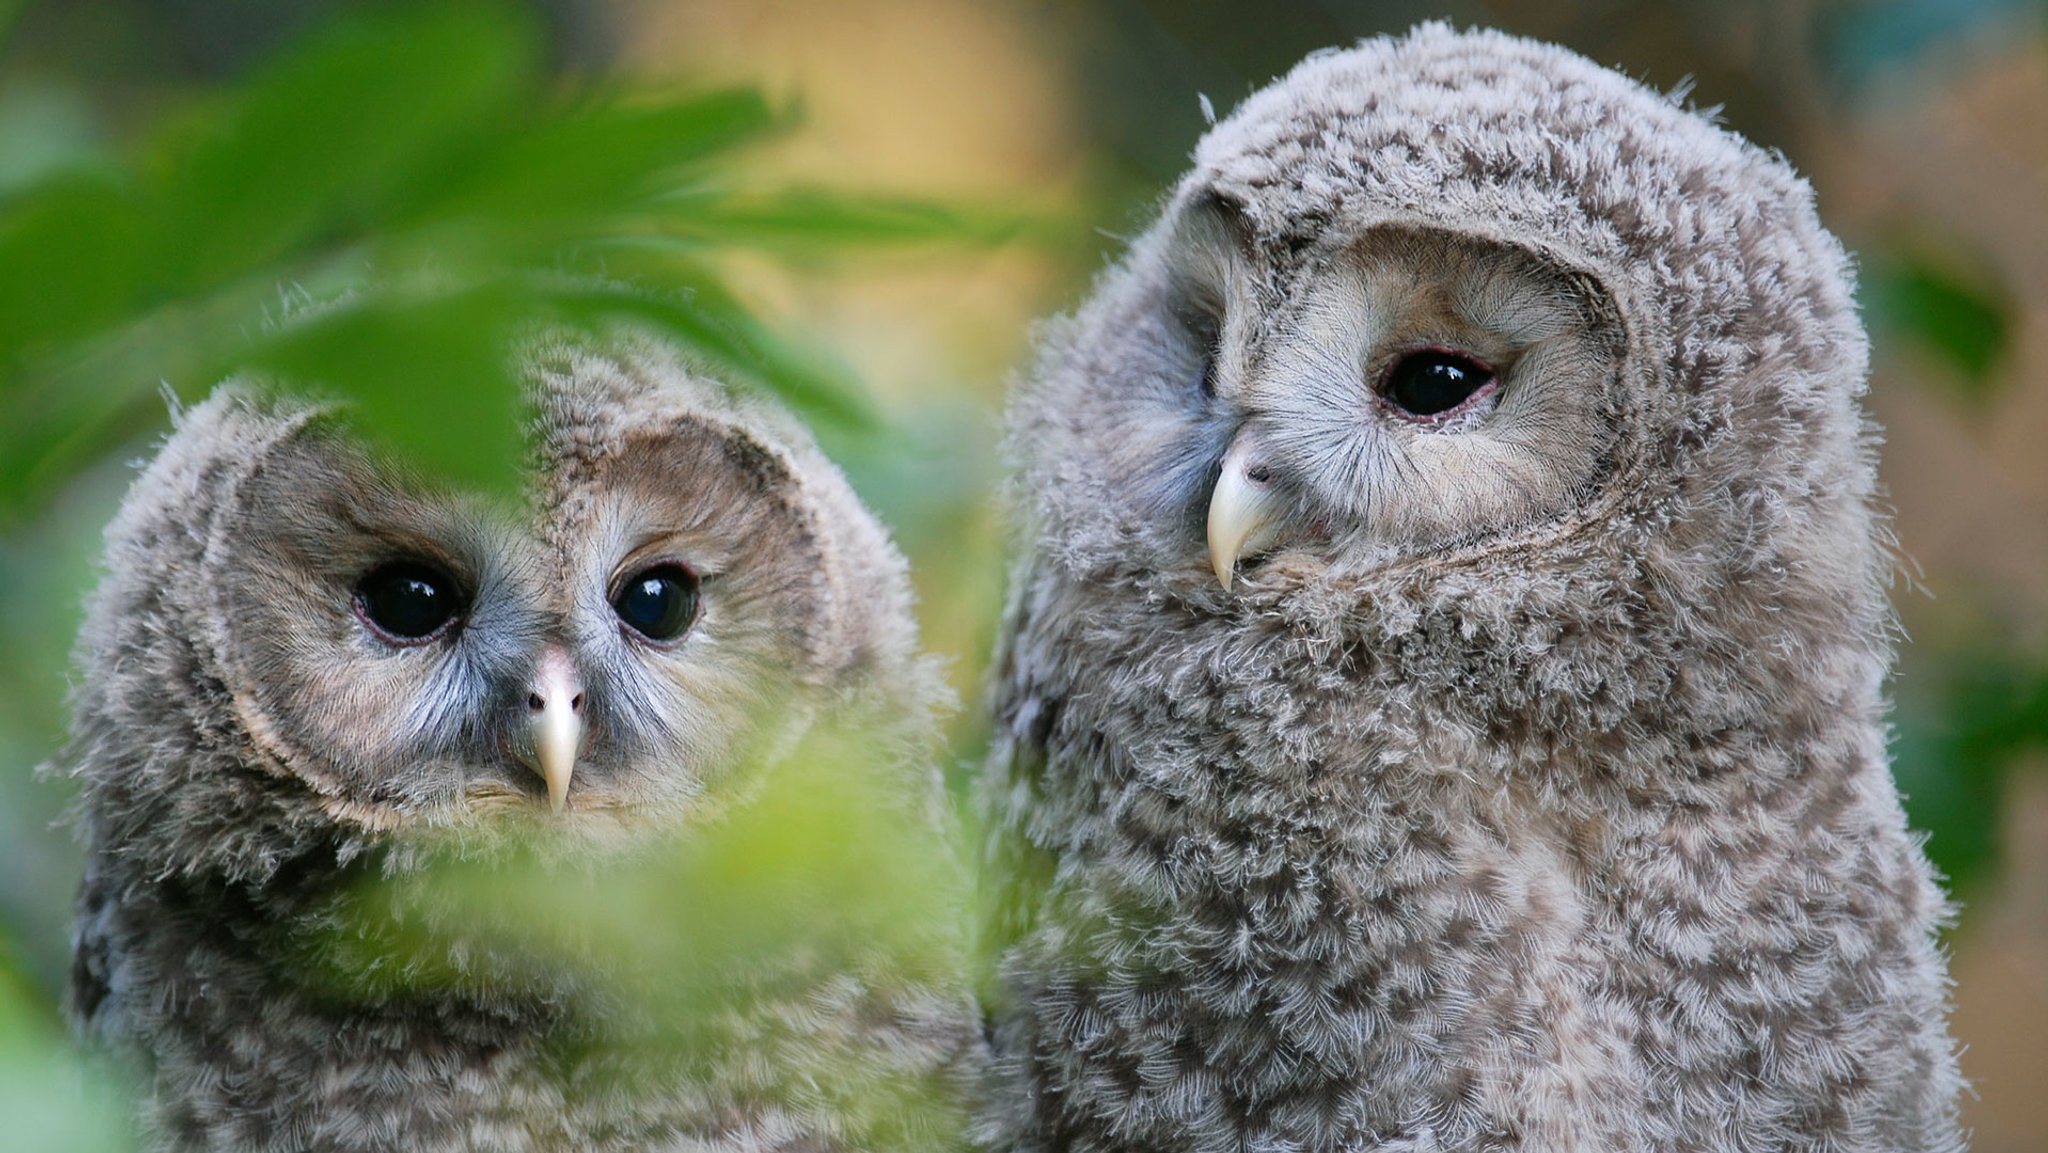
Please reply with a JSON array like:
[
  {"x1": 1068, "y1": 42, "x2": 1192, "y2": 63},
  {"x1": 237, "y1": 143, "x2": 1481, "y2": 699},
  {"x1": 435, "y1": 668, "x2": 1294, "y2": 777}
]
[
  {"x1": 1207, "y1": 432, "x2": 1287, "y2": 590},
  {"x1": 525, "y1": 648, "x2": 584, "y2": 813}
]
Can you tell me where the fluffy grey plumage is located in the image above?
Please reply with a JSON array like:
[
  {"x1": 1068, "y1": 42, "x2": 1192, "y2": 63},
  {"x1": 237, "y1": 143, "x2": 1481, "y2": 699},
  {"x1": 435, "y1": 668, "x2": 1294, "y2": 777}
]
[
  {"x1": 63, "y1": 334, "x2": 979, "y2": 1152},
  {"x1": 981, "y1": 25, "x2": 1963, "y2": 1153}
]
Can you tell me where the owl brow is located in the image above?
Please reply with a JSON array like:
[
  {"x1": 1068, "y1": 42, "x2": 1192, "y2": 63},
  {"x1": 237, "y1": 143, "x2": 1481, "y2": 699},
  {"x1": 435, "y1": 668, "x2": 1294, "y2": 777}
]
[
  {"x1": 351, "y1": 528, "x2": 472, "y2": 581},
  {"x1": 1462, "y1": 267, "x2": 1583, "y2": 344},
  {"x1": 615, "y1": 530, "x2": 725, "y2": 585}
]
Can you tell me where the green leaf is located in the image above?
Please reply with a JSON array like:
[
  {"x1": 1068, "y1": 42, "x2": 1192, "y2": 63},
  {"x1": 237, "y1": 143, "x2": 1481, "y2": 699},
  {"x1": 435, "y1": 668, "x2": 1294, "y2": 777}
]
[
  {"x1": 0, "y1": 172, "x2": 150, "y2": 357},
  {"x1": 657, "y1": 187, "x2": 1048, "y2": 252},
  {"x1": 407, "y1": 87, "x2": 782, "y2": 236},
  {"x1": 1894, "y1": 646, "x2": 2048, "y2": 893},
  {"x1": 0, "y1": 0, "x2": 26, "y2": 55},
  {"x1": 1865, "y1": 247, "x2": 2013, "y2": 396},
  {"x1": 535, "y1": 277, "x2": 876, "y2": 429},
  {"x1": 139, "y1": 3, "x2": 537, "y2": 292},
  {"x1": 0, "y1": 0, "x2": 1007, "y2": 522},
  {"x1": 0, "y1": 83, "x2": 109, "y2": 196},
  {"x1": 303, "y1": 721, "x2": 972, "y2": 1152},
  {"x1": 231, "y1": 283, "x2": 527, "y2": 493}
]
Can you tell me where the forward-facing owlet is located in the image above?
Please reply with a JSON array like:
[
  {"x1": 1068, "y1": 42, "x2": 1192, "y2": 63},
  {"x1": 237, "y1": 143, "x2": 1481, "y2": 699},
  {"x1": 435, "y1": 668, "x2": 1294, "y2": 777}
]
[
  {"x1": 62, "y1": 333, "x2": 979, "y2": 1152},
  {"x1": 981, "y1": 25, "x2": 1963, "y2": 1153}
]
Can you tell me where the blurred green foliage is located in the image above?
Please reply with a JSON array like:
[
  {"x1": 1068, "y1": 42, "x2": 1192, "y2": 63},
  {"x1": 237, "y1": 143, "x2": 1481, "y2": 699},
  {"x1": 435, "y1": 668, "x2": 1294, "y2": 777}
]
[
  {"x1": 1864, "y1": 244, "x2": 2014, "y2": 398},
  {"x1": 0, "y1": 0, "x2": 1027, "y2": 510},
  {"x1": 0, "y1": 1, "x2": 1022, "y2": 1145},
  {"x1": 314, "y1": 725, "x2": 975, "y2": 1151},
  {"x1": 0, "y1": 928, "x2": 133, "y2": 1152},
  {"x1": 1897, "y1": 646, "x2": 2048, "y2": 893},
  {"x1": 325, "y1": 730, "x2": 970, "y2": 1008},
  {"x1": 1859, "y1": 218, "x2": 2044, "y2": 900}
]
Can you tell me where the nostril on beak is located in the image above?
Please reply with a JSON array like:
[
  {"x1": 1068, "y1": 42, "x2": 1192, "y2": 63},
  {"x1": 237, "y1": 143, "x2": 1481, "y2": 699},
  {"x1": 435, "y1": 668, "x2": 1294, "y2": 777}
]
[
  {"x1": 524, "y1": 648, "x2": 584, "y2": 813},
  {"x1": 521, "y1": 688, "x2": 584, "y2": 722}
]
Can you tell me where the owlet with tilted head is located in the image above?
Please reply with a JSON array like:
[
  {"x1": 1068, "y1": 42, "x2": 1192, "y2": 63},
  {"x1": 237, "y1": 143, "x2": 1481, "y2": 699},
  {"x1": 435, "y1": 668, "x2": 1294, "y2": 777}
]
[
  {"x1": 63, "y1": 332, "x2": 979, "y2": 1152},
  {"x1": 981, "y1": 24, "x2": 1962, "y2": 1153}
]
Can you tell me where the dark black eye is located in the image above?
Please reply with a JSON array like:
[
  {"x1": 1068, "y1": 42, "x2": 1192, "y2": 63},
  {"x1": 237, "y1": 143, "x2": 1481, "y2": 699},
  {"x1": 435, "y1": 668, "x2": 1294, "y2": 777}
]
[
  {"x1": 355, "y1": 561, "x2": 462, "y2": 643},
  {"x1": 613, "y1": 564, "x2": 700, "y2": 642},
  {"x1": 1381, "y1": 349, "x2": 1496, "y2": 419}
]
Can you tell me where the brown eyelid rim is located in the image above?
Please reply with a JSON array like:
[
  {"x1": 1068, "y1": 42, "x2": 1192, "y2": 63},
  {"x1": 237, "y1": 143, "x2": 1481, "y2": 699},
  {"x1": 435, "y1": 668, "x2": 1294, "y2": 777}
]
[{"x1": 1373, "y1": 344, "x2": 1501, "y2": 424}]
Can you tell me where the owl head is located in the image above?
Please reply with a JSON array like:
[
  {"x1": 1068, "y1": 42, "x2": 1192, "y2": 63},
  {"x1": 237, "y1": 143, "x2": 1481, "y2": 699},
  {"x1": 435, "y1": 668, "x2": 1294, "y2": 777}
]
[
  {"x1": 1014, "y1": 24, "x2": 1882, "y2": 735},
  {"x1": 66, "y1": 333, "x2": 934, "y2": 884}
]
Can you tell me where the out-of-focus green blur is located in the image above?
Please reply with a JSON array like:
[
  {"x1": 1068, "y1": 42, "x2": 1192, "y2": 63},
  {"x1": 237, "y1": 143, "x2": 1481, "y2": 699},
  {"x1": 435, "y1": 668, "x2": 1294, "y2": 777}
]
[{"x1": 2, "y1": 1, "x2": 2044, "y2": 1149}]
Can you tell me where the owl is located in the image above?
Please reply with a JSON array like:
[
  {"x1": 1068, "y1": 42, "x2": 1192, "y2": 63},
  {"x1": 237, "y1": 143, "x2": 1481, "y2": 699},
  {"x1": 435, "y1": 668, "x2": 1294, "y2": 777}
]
[
  {"x1": 980, "y1": 24, "x2": 1963, "y2": 1153},
  {"x1": 61, "y1": 332, "x2": 980, "y2": 1153}
]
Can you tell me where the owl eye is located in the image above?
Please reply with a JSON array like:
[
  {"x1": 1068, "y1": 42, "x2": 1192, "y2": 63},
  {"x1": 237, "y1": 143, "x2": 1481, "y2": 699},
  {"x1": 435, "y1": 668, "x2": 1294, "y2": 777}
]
[
  {"x1": 1381, "y1": 348, "x2": 1496, "y2": 419},
  {"x1": 354, "y1": 561, "x2": 463, "y2": 644},
  {"x1": 613, "y1": 564, "x2": 700, "y2": 643}
]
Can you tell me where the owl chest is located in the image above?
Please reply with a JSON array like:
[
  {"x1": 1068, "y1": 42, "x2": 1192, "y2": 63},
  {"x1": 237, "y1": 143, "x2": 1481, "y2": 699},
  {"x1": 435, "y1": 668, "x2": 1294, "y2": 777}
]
[
  {"x1": 1012, "y1": 653, "x2": 1626, "y2": 1144},
  {"x1": 1039, "y1": 685, "x2": 1589, "y2": 975}
]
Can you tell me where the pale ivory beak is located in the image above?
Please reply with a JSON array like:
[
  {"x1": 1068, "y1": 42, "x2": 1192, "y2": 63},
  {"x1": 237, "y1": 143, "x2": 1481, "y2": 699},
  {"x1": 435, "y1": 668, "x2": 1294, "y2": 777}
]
[
  {"x1": 1207, "y1": 431, "x2": 1289, "y2": 591},
  {"x1": 526, "y1": 647, "x2": 584, "y2": 813}
]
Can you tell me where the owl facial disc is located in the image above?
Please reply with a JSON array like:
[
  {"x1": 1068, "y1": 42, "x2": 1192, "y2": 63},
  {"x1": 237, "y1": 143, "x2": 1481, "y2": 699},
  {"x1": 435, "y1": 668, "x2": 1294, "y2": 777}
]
[
  {"x1": 1207, "y1": 428, "x2": 1287, "y2": 590},
  {"x1": 525, "y1": 646, "x2": 585, "y2": 812}
]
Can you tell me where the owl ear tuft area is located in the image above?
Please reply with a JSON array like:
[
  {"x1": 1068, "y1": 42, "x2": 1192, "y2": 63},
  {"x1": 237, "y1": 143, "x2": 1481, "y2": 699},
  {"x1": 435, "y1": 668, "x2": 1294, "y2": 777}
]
[{"x1": 525, "y1": 338, "x2": 927, "y2": 696}]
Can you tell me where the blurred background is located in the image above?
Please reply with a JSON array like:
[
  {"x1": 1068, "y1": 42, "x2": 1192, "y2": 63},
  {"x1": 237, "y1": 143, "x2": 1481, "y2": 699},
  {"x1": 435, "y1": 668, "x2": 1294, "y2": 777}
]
[{"x1": 0, "y1": 0, "x2": 2042, "y2": 1147}]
